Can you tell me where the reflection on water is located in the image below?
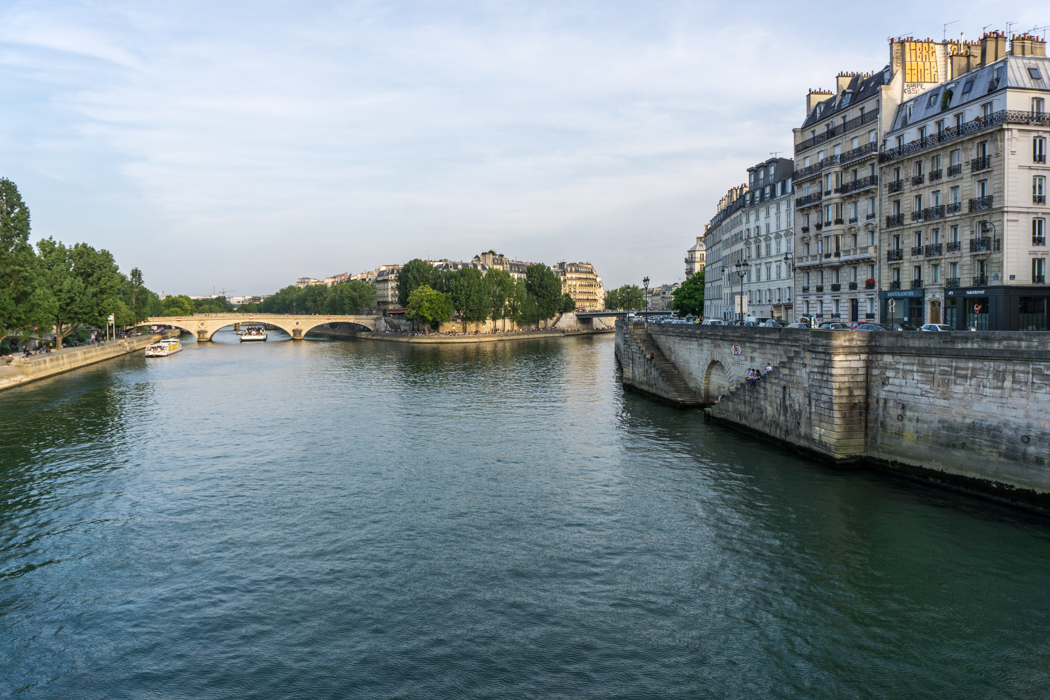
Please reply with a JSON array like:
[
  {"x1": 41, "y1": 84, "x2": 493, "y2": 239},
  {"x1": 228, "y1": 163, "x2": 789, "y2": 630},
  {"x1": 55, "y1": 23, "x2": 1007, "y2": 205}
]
[{"x1": 1, "y1": 332, "x2": 1049, "y2": 698}]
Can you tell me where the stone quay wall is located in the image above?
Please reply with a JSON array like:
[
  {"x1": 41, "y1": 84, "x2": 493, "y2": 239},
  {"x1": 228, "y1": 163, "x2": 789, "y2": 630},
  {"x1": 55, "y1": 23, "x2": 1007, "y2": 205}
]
[
  {"x1": 615, "y1": 321, "x2": 1050, "y2": 509},
  {"x1": 0, "y1": 334, "x2": 160, "y2": 393}
]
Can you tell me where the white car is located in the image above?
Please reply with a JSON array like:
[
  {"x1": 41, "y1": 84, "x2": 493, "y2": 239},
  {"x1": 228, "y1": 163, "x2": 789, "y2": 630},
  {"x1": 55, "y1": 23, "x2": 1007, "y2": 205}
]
[{"x1": 921, "y1": 324, "x2": 953, "y2": 332}]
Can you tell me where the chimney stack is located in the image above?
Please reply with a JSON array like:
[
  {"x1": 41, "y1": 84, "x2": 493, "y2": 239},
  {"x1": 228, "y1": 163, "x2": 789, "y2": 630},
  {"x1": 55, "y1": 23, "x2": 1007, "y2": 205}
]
[
  {"x1": 1011, "y1": 33, "x2": 1047, "y2": 57},
  {"x1": 836, "y1": 72, "x2": 853, "y2": 94},
  {"x1": 981, "y1": 31, "x2": 1008, "y2": 64},
  {"x1": 806, "y1": 89, "x2": 833, "y2": 116}
]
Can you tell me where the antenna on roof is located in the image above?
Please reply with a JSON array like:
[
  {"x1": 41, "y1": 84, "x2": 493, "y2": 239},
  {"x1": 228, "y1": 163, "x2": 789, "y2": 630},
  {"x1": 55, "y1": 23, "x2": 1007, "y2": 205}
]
[
  {"x1": 1031, "y1": 25, "x2": 1049, "y2": 41},
  {"x1": 943, "y1": 20, "x2": 959, "y2": 42},
  {"x1": 982, "y1": 24, "x2": 996, "y2": 35},
  {"x1": 1005, "y1": 21, "x2": 1017, "y2": 36}
]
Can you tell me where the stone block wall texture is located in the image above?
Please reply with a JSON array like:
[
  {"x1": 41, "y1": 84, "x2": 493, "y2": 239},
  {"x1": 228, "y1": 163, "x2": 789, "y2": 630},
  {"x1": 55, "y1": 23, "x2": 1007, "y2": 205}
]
[
  {"x1": 0, "y1": 335, "x2": 159, "y2": 393},
  {"x1": 617, "y1": 323, "x2": 1050, "y2": 506}
]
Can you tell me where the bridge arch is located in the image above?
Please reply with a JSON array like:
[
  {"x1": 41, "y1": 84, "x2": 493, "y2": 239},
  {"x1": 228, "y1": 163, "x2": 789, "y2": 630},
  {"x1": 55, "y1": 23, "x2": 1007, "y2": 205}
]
[
  {"x1": 703, "y1": 360, "x2": 732, "y2": 404},
  {"x1": 145, "y1": 314, "x2": 378, "y2": 341}
]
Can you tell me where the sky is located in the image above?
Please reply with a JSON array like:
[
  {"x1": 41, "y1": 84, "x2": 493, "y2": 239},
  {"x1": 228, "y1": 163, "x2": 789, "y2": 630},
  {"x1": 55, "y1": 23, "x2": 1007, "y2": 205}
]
[{"x1": 0, "y1": 1, "x2": 1045, "y2": 296}]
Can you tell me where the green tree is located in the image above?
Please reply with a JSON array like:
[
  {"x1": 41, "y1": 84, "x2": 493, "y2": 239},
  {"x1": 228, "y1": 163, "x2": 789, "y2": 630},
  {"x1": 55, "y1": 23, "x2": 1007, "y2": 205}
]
[
  {"x1": 485, "y1": 268, "x2": 514, "y2": 330},
  {"x1": 506, "y1": 278, "x2": 529, "y2": 325},
  {"x1": 604, "y1": 284, "x2": 645, "y2": 311},
  {"x1": 447, "y1": 267, "x2": 489, "y2": 324},
  {"x1": 37, "y1": 239, "x2": 122, "y2": 348},
  {"x1": 326, "y1": 280, "x2": 376, "y2": 314},
  {"x1": 397, "y1": 259, "x2": 441, "y2": 307},
  {"x1": 0, "y1": 179, "x2": 54, "y2": 338},
  {"x1": 671, "y1": 270, "x2": 705, "y2": 318},
  {"x1": 525, "y1": 263, "x2": 562, "y2": 322},
  {"x1": 161, "y1": 294, "x2": 195, "y2": 316},
  {"x1": 112, "y1": 299, "x2": 136, "y2": 328},
  {"x1": 559, "y1": 293, "x2": 576, "y2": 313},
  {"x1": 406, "y1": 285, "x2": 453, "y2": 333}
]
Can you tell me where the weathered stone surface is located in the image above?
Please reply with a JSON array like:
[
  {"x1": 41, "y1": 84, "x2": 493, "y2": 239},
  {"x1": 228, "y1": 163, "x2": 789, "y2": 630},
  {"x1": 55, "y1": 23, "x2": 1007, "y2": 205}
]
[{"x1": 616, "y1": 323, "x2": 1050, "y2": 509}]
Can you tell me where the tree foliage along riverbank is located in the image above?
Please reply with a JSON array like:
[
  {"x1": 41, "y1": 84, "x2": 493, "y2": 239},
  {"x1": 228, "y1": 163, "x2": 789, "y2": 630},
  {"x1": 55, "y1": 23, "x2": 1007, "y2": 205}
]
[
  {"x1": 604, "y1": 285, "x2": 645, "y2": 311},
  {"x1": 670, "y1": 270, "x2": 704, "y2": 318},
  {"x1": 238, "y1": 280, "x2": 378, "y2": 316},
  {"x1": 395, "y1": 259, "x2": 569, "y2": 331},
  {"x1": 0, "y1": 178, "x2": 163, "y2": 347}
]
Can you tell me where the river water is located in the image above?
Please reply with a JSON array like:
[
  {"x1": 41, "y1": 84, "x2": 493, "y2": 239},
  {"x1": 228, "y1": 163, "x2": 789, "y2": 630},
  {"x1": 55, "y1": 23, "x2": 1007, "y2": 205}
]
[{"x1": 1, "y1": 331, "x2": 1049, "y2": 698}]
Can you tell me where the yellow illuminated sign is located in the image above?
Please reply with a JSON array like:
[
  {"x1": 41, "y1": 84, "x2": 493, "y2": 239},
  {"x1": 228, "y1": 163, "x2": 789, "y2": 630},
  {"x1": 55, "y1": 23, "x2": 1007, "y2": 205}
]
[{"x1": 904, "y1": 41, "x2": 939, "y2": 83}]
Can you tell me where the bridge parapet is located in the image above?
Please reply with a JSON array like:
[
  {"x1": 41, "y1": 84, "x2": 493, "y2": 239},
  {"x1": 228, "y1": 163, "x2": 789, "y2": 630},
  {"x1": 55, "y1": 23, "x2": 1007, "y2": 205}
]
[{"x1": 145, "y1": 313, "x2": 379, "y2": 341}]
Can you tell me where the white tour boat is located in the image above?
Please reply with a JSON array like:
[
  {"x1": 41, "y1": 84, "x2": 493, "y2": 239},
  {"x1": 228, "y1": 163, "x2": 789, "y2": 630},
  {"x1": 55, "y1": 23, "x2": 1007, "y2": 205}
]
[
  {"x1": 145, "y1": 339, "x2": 182, "y2": 357},
  {"x1": 239, "y1": 326, "x2": 267, "y2": 342}
]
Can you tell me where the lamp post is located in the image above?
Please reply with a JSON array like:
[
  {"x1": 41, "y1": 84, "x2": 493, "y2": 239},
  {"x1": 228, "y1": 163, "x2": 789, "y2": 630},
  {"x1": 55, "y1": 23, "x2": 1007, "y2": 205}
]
[
  {"x1": 734, "y1": 261, "x2": 749, "y2": 323},
  {"x1": 783, "y1": 252, "x2": 794, "y2": 323},
  {"x1": 721, "y1": 266, "x2": 728, "y2": 321},
  {"x1": 642, "y1": 276, "x2": 650, "y2": 328}
]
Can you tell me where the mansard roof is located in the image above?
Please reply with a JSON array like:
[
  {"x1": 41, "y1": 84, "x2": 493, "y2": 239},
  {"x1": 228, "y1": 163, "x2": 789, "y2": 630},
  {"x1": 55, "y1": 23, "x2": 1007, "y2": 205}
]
[{"x1": 801, "y1": 69, "x2": 888, "y2": 129}]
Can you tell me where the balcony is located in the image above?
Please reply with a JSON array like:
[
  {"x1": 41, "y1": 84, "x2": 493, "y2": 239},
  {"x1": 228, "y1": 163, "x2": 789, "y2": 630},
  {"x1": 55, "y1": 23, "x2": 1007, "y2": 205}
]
[
  {"x1": 834, "y1": 218, "x2": 844, "y2": 225},
  {"x1": 973, "y1": 275, "x2": 989, "y2": 286},
  {"x1": 796, "y1": 192, "x2": 822, "y2": 207},
  {"x1": 969, "y1": 195, "x2": 994, "y2": 212},
  {"x1": 865, "y1": 279, "x2": 876, "y2": 289},
  {"x1": 849, "y1": 217, "x2": 858, "y2": 224},
  {"x1": 795, "y1": 110, "x2": 879, "y2": 153},
  {"x1": 837, "y1": 175, "x2": 879, "y2": 195},
  {"x1": 947, "y1": 241, "x2": 961, "y2": 252},
  {"x1": 911, "y1": 279, "x2": 923, "y2": 289},
  {"x1": 912, "y1": 174, "x2": 925, "y2": 186},
  {"x1": 890, "y1": 280, "x2": 902, "y2": 290},
  {"x1": 1035, "y1": 236, "x2": 1047, "y2": 246},
  {"x1": 815, "y1": 222, "x2": 824, "y2": 230},
  {"x1": 911, "y1": 245, "x2": 924, "y2": 256},
  {"x1": 831, "y1": 283, "x2": 842, "y2": 291},
  {"x1": 1037, "y1": 154, "x2": 1048, "y2": 164},
  {"x1": 924, "y1": 205, "x2": 946, "y2": 220},
  {"x1": 887, "y1": 248, "x2": 904, "y2": 261},
  {"x1": 970, "y1": 237, "x2": 992, "y2": 253},
  {"x1": 886, "y1": 213, "x2": 905, "y2": 227},
  {"x1": 848, "y1": 281, "x2": 858, "y2": 290},
  {"x1": 888, "y1": 180, "x2": 904, "y2": 193},
  {"x1": 947, "y1": 201, "x2": 962, "y2": 214},
  {"x1": 866, "y1": 212, "x2": 877, "y2": 220},
  {"x1": 1036, "y1": 275, "x2": 1047, "y2": 284},
  {"x1": 971, "y1": 155, "x2": 992, "y2": 172},
  {"x1": 946, "y1": 277, "x2": 960, "y2": 288},
  {"x1": 1036, "y1": 195, "x2": 1047, "y2": 205},
  {"x1": 824, "y1": 253, "x2": 832, "y2": 259},
  {"x1": 865, "y1": 312, "x2": 876, "y2": 319},
  {"x1": 911, "y1": 211, "x2": 924, "y2": 221},
  {"x1": 929, "y1": 169, "x2": 943, "y2": 182},
  {"x1": 816, "y1": 284, "x2": 824, "y2": 292},
  {"x1": 948, "y1": 163, "x2": 963, "y2": 176},
  {"x1": 880, "y1": 111, "x2": 1050, "y2": 163},
  {"x1": 925, "y1": 243, "x2": 943, "y2": 257},
  {"x1": 840, "y1": 142, "x2": 879, "y2": 165},
  {"x1": 801, "y1": 226, "x2": 810, "y2": 233},
  {"x1": 802, "y1": 286, "x2": 810, "y2": 293}
]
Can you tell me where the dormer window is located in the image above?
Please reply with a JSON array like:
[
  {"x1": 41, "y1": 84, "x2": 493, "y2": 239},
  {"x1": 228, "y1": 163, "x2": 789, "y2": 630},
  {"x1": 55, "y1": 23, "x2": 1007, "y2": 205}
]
[
  {"x1": 988, "y1": 66, "x2": 1004, "y2": 92},
  {"x1": 927, "y1": 92, "x2": 939, "y2": 108},
  {"x1": 962, "y1": 79, "x2": 974, "y2": 94},
  {"x1": 1029, "y1": 67, "x2": 1043, "y2": 81}
]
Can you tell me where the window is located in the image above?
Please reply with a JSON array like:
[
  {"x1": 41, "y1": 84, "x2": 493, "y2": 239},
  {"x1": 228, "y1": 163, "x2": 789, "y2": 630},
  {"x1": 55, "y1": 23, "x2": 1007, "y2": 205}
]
[
  {"x1": 988, "y1": 67, "x2": 1003, "y2": 93},
  {"x1": 949, "y1": 261, "x2": 959, "y2": 278},
  {"x1": 1033, "y1": 218, "x2": 1045, "y2": 244},
  {"x1": 950, "y1": 186, "x2": 960, "y2": 204},
  {"x1": 1033, "y1": 97, "x2": 1045, "y2": 116},
  {"x1": 1035, "y1": 137, "x2": 1046, "y2": 163},
  {"x1": 927, "y1": 92, "x2": 939, "y2": 108},
  {"x1": 962, "y1": 79, "x2": 974, "y2": 94},
  {"x1": 913, "y1": 194, "x2": 923, "y2": 211},
  {"x1": 955, "y1": 113, "x2": 964, "y2": 131},
  {"x1": 919, "y1": 126, "x2": 927, "y2": 140},
  {"x1": 914, "y1": 230, "x2": 923, "y2": 247},
  {"x1": 869, "y1": 129, "x2": 877, "y2": 144},
  {"x1": 1034, "y1": 258, "x2": 1046, "y2": 284},
  {"x1": 977, "y1": 180, "x2": 988, "y2": 198},
  {"x1": 982, "y1": 102, "x2": 993, "y2": 118},
  {"x1": 931, "y1": 227, "x2": 941, "y2": 244},
  {"x1": 913, "y1": 265, "x2": 923, "y2": 283},
  {"x1": 1030, "y1": 69, "x2": 1044, "y2": 83},
  {"x1": 1036, "y1": 176, "x2": 1047, "y2": 204},
  {"x1": 932, "y1": 264, "x2": 940, "y2": 283},
  {"x1": 951, "y1": 149, "x2": 961, "y2": 166}
]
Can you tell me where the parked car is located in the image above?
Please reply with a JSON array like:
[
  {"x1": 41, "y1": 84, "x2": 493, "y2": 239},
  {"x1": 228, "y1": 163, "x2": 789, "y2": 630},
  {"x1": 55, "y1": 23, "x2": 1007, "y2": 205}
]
[
  {"x1": 921, "y1": 323, "x2": 953, "y2": 332},
  {"x1": 885, "y1": 322, "x2": 920, "y2": 331},
  {"x1": 817, "y1": 322, "x2": 851, "y2": 330},
  {"x1": 853, "y1": 323, "x2": 884, "y2": 331},
  {"x1": 701, "y1": 319, "x2": 725, "y2": 326},
  {"x1": 761, "y1": 319, "x2": 783, "y2": 327},
  {"x1": 785, "y1": 322, "x2": 809, "y2": 329}
]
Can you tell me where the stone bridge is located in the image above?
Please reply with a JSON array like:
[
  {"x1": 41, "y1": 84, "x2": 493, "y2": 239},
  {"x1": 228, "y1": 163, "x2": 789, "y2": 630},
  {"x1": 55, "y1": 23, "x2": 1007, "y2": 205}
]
[{"x1": 145, "y1": 313, "x2": 379, "y2": 342}]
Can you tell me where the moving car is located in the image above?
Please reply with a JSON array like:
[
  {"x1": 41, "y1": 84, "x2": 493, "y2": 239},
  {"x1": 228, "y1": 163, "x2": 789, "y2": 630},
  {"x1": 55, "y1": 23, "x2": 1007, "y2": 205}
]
[{"x1": 921, "y1": 324, "x2": 953, "y2": 332}]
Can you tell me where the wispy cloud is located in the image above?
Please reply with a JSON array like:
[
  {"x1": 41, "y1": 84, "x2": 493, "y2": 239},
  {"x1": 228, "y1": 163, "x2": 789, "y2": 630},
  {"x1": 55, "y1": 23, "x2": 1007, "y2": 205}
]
[{"x1": 0, "y1": 0, "x2": 1043, "y2": 293}]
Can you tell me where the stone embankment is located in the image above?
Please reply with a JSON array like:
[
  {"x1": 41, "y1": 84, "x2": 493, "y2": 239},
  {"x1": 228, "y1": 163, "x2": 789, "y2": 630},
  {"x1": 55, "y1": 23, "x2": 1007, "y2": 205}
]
[
  {"x1": 615, "y1": 321, "x2": 1050, "y2": 511},
  {"x1": 313, "y1": 326, "x2": 613, "y2": 344},
  {"x1": 0, "y1": 334, "x2": 159, "y2": 393}
]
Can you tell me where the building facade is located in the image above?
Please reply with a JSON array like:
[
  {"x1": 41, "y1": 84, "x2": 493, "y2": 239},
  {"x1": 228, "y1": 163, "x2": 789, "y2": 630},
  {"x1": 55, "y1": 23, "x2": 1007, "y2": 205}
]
[
  {"x1": 552, "y1": 261, "x2": 605, "y2": 311},
  {"x1": 742, "y1": 157, "x2": 795, "y2": 321},
  {"x1": 685, "y1": 234, "x2": 706, "y2": 278},
  {"x1": 703, "y1": 185, "x2": 748, "y2": 319},
  {"x1": 878, "y1": 33, "x2": 1050, "y2": 330},
  {"x1": 373, "y1": 265, "x2": 401, "y2": 310}
]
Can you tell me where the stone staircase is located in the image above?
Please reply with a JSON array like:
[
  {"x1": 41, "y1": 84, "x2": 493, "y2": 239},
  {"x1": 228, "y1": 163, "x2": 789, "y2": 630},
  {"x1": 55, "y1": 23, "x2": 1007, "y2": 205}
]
[{"x1": 626, "y1": 325, "x2": 701, "y2": 407}]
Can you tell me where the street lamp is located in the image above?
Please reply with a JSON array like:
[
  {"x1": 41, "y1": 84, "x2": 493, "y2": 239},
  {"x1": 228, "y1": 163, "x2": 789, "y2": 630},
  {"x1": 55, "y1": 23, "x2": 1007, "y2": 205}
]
[
  {"x1": 733, "y1": 261, "x2": 749, "y2": 323},
  {"x1": 642, "y1": 276, "x2": 650, "y2": 328}
]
